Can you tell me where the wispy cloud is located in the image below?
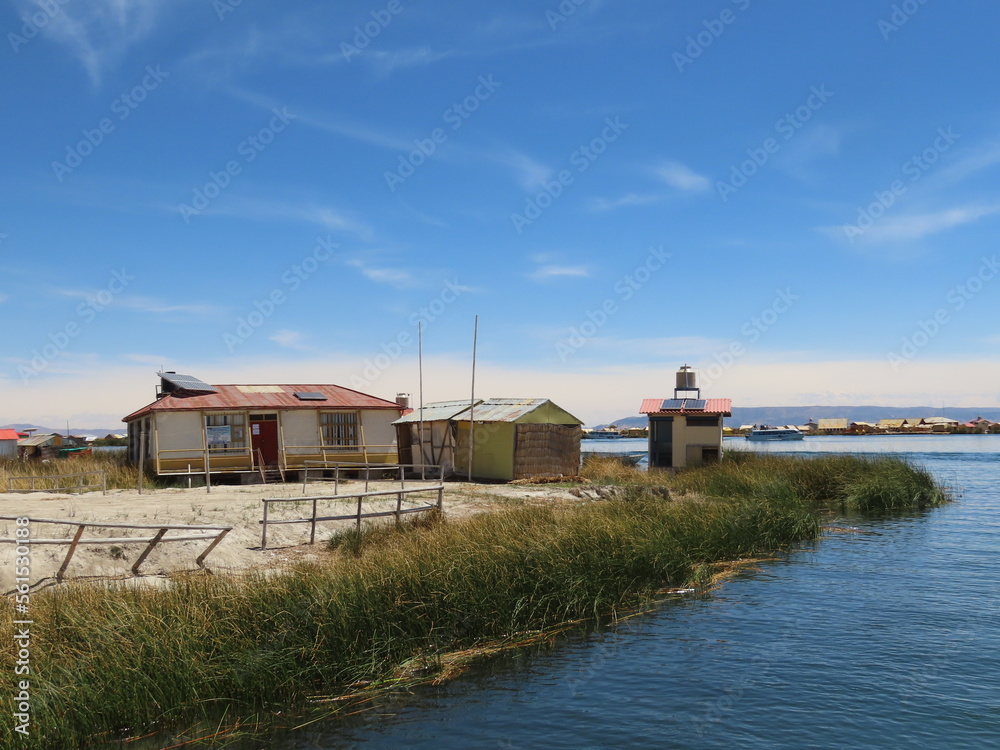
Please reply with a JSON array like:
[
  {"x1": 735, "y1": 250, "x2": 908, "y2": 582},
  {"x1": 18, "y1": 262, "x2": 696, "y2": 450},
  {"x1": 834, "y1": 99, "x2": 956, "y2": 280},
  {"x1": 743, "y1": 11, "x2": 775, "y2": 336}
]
[
  {"x1": 190, "y1": 197, "x2": 374, "y2": 242},
  {"x1": 655, "y1": 161, "x2": 710, "y2": 192},
  {"x1": 269, "y1": 329, "x2": 309, "y2": 350},
  {"x1": 493, "y1": 150, "x2": 553, "y2": 191},
  {"x1": 528, "y1": 264, "x2": 591, "y2": 282},
  {"x1": 122, "y1": 353, "x2": 169, "y2": 366},
  {"x1": 821, "y1": 203, "x2": 1000, "y2": 245},
  {"x1": 345, "y1": 259, "x2": 416, "y2": 288},
  {"x1": 16, "y1": 0, "x2": 167, "y2": 85},
  {"x1": 589, "y1": 193, "x2": 664, "y2": 212},
  {"x1": 53, "y1": 288, "x2": 218, "y2": 316},
  {"x1": 0, "y1": 293, "x2": 8, "y2": 304}
]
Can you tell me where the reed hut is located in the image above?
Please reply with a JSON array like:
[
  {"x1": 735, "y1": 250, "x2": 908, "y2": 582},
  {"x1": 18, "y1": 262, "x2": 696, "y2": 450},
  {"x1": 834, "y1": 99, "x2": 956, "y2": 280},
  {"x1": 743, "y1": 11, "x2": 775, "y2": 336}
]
[{"x1": 394, "y1": 398, "x2": 583, "y2": 481}]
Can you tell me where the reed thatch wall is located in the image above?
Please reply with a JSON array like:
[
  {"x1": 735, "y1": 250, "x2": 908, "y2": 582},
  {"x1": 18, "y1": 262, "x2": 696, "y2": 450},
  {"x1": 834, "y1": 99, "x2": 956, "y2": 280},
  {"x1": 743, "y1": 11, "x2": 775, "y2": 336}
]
[{"x1": 513, "y1": 424, "x2": 581, "y2": 479}]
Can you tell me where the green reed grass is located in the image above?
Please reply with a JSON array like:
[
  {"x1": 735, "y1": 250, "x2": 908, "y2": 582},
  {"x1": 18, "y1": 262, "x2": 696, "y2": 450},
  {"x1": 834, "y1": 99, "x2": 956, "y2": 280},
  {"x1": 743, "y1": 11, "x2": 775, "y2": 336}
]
[
  {"x1": 0, "y1": 452, "x2": 946, "y2": 748},
  {"x1": 0, "y1": 451, "x2": 159, "y2": 492}
]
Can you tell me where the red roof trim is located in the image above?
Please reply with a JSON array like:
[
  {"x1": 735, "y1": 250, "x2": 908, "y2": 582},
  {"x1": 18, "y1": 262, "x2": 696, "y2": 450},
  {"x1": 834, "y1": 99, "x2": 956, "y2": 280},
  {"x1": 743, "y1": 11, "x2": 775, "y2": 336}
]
[
  {"x1": 639, "y1": 398, "x2": 732, "y2": 416},
  {"x1": 123, "y1": 384, "x2": 403, "y2": 423}
]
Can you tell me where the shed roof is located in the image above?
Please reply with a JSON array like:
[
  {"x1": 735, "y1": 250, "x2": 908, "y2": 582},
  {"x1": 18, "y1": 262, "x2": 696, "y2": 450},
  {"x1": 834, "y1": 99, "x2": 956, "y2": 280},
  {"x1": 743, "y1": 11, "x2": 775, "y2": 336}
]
[
  {"x1": 124, "y1": 384, "x2": 403, "y2": 422},
  {"x1": 394, "y1": 398, "x2": 583, "y2": 425},
  {"x1": 817, "y1": 418, "x2": 849, "y2": 430},
  {"x1": 18, "y1": 433, "x2": 60, "y2": 447},
  {"x1": 878, "y1": 419, "x2": 906, "y2": 428},
  {"x1": 639, "y1": 398, "x2": 732, "y2": 416},
  {"x1": 923, "y1": 416, "x2": 960, "y2": 424},
  {"x1": 0, "y1": 429, "x2": 20, "y2": 441}
]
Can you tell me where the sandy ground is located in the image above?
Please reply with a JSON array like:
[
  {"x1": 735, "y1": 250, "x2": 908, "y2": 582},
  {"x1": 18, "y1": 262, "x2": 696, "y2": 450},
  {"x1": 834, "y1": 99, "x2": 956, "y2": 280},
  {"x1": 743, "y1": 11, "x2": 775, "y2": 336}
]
[{"x1": 0, "y1": 478, "x2": 596, "y2": 592}]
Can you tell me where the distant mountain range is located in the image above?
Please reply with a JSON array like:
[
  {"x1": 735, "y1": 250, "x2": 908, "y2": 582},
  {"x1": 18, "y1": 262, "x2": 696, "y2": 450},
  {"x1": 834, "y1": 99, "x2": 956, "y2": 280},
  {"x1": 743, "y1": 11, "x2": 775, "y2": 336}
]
[
  {"x1": 594, "y1": 406, "x2": 1000, "y2": 430},
  {"x1": 0, "y1": 423, "x2": 124, "y2": 437}
]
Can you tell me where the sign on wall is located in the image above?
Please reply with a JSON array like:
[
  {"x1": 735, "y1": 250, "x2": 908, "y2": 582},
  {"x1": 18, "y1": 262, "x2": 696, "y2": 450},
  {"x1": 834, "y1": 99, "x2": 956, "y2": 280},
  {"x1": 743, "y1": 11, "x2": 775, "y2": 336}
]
[{"x1": 206, "y1": 425, "x2": 232, "y2": 446}]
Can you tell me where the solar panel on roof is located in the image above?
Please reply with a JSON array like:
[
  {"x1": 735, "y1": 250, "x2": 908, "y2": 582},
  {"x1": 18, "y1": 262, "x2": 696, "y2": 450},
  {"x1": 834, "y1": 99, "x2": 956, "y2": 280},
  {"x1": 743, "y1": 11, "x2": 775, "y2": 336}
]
[
  {"x1": 294, "y1": 391, "x2": 327, "y2": 401},
  {"x1": 158, "y1": 372, "x2": 217, "y2": 393},
  {"x1": 661, "y1": 399, "x2": 685, "y2": 410},
  {"x1": 683, "y1": 399, "x2": 706, "y2": 411}
]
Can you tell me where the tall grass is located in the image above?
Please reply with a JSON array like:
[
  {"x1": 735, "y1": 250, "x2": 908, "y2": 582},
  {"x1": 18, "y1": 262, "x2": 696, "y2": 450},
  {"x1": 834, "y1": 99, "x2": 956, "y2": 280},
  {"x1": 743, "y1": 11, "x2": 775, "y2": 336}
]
[
  {"x1": 0, "y1": 451, "x2": 158, "y2": 492},
  {"x1": 0, "y1": 452, "x2": 946, "y2": 748},
  {"x1": 666, "y1": 451, "x2": 947, "y2": 513}
]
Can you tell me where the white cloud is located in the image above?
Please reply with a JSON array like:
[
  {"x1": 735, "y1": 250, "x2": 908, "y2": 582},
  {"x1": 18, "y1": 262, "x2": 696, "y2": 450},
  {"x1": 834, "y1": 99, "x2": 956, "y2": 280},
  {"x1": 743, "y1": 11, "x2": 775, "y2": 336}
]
[
  {"x1": 345, "y1": 259, "x2": 416, "y2": 288},
  {"x1": 17, "y1": 0, "x2": 167, "y2": 85},
  {"x1": 269, "y1": 329, "x2": 307, "y2": 349},
  {"x1": 655, "y1": 161, "x2": 710, "y2": 192},
  {"x1": 5, "y1": 354, "x2": 1000, "y2": 429},
  {"x1": 193, "y1": 197, "x2": 374, "y2": 242},
  {"x1": 822, "y1": 203, "x2": 1000, "y2": 245},
  {"x1": 528, "y1": 264, "x2": 591, "y2": 282},
  {"x1": 589, "y1": 193, "x2": 664, "y2": 212}
]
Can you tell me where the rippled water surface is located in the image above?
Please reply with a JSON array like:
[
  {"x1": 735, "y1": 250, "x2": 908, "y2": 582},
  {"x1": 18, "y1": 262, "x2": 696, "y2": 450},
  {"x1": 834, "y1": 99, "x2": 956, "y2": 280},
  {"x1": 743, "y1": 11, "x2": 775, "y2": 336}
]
[{"x1": 267, "y1": 435, "x2": 1000, "y2": 749}]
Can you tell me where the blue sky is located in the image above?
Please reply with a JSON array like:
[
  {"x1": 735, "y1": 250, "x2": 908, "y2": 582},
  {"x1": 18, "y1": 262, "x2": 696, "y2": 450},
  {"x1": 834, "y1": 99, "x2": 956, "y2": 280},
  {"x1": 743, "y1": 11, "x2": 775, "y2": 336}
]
[{"x1": 2, "y1": 0, "x2": 999, "y2": 427}]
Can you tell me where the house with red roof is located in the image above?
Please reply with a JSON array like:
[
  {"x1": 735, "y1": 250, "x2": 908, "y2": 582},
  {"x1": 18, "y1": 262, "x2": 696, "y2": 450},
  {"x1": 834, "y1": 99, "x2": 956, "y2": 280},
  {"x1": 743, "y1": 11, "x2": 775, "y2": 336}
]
[
  {"x1": 0, "y1": 429, "x2": 20, "y2": 458},
  {"x1": 123, "y1": 373, "x2": 406, "y2": 478},
  {"x1": 639, "y1": 365, "x2": 732, "y2": 469}
]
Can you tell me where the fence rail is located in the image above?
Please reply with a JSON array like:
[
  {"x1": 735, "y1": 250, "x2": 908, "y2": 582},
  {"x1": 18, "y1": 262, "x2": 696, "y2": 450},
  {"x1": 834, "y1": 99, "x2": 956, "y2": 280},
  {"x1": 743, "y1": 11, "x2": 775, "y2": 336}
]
[
  {"x1": 5, "y1": 471, "x2": 107, "y2": 495},
  {"x1": 301, "y1": 461, "x2": 445, "y2": 494},
  {"x1": 0, "y1": 516, "x2": 232, "y2": 581},
  {"x1": 260, "y1": 485, "x2": 444, "y2": 550}
]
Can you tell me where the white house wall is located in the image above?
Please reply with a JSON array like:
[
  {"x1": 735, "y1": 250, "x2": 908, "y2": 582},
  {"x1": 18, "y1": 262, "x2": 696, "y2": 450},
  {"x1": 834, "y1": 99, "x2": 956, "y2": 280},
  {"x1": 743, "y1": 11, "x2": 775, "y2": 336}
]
[
  {"x1": 154, "y1": 411, "x2": 204, "y2": 460},
  {"x1": 280, "y1": 410, "x2": 320, "y2": 456}
]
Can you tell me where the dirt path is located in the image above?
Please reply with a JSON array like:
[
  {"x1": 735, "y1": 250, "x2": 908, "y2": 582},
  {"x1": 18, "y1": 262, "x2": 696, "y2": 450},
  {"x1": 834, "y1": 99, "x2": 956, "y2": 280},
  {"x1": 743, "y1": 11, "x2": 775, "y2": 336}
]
[{"x1": 0, "y1": 480, "x2": 592, "y2": 591}]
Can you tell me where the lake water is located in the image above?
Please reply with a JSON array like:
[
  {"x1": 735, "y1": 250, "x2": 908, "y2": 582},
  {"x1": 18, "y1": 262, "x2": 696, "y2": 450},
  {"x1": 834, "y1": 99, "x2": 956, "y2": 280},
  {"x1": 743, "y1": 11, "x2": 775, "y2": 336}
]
[{"x1": 261, "y1": 435, "x2": 1000, "y2": 749}]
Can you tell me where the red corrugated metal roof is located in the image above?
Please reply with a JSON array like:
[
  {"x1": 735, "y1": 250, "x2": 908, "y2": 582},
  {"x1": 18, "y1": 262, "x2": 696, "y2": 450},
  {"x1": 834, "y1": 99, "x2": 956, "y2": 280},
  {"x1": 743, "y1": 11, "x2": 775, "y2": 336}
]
[
  {"x1": 123, "y1": 384, "x2": 403, "y2": 422},
  {"x1": 0, "y1": 429, "x2": 20, "y2": 441},
  {"x1": 639, "y1": 398, "x2": 732, "y2": 416}
]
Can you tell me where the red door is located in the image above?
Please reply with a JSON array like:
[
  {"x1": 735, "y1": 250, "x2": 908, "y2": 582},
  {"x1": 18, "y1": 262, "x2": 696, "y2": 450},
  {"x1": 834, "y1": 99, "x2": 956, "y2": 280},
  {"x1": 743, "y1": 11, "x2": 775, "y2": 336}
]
[{"x1": 251, "y1": 420, "x2": 279, "y2": 466}]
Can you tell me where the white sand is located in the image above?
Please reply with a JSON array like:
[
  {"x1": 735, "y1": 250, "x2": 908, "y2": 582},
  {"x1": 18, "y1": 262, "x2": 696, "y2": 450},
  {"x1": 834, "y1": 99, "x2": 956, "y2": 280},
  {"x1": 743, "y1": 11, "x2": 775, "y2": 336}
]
[{"x1": 0, "y1": 479, "x2": 587, "y2": 591}]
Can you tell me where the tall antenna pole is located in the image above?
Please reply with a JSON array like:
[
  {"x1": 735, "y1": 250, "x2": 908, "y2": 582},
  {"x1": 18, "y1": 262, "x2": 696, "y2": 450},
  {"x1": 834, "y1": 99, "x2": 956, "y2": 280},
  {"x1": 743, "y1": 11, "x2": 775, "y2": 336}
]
[
  {"x1": 418, "y1": 320, "x2": 425, "y2": 481},
  {"x1": 468, "y1": 315, "x2": 478, "y2": 481}
]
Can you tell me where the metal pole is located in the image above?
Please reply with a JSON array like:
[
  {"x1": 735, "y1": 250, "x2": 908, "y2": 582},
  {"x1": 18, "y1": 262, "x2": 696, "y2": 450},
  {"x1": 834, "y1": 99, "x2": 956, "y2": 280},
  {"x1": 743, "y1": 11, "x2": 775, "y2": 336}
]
[
  {"x1": 419, "y1": 320, "x2": 425, "y2": 481},
  {"x1": 205, "y1": 446, "x2": 211, "y2": 494},
  {"x1": 261, "y1": 500, "x2": 269, "y2": 550},
  {"x1": 468, "y1": 314, "x2": 478, "y2": 482},
  {"x1": 356, "y1": 493, "x2": 363, "y2": 530},
  {"x1": 137, "y1": 430, "x2": 146, "y2": 495}
]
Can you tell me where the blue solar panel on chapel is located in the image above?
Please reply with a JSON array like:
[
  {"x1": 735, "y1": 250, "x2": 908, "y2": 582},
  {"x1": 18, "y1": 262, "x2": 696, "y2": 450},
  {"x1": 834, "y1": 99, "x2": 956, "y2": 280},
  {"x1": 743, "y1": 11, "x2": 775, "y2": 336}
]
[
  {"x1": 661, "y1": 399, "x2": 685, "y2": 410},
  {"x1": 158, "y1": 372, "x2": 217, "y2": 394},
  {"x1": 683, "y1": 400, "x2": 706, "y2": 411}
]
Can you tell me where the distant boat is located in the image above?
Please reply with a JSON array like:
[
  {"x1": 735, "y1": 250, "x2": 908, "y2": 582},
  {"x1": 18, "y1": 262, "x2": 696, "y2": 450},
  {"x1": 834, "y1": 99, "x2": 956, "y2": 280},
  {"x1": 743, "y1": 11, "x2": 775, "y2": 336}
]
[
  {"x1": 746, "y1": 425, "x2": 804, "y2": 441},
  {"x1": 582, "y1": 428, "x2": 627, "y2": 440}
]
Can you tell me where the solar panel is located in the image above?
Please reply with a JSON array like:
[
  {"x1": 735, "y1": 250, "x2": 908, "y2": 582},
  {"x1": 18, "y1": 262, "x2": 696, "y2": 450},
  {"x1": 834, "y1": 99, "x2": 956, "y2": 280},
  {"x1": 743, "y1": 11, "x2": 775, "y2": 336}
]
[
  {"x1": 683, "y1": 399, "x2": 706, "y2": 411},
  {"x1": 661, "y1": 399, "x2": 685, "y2": 410},
  {"x1": 294, "y1": 391, "x2": 327, "y2": 401},
  {"x1": 158, "y1": 372, "x2": 217, "y2": 393}
]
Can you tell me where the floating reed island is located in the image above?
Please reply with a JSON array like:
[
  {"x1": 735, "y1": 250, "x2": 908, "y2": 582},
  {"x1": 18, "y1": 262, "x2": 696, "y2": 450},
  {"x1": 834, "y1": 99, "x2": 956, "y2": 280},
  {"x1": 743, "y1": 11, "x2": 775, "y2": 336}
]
[{"x1": 0, "y1": 452, "x2": 947, "y2": 749}]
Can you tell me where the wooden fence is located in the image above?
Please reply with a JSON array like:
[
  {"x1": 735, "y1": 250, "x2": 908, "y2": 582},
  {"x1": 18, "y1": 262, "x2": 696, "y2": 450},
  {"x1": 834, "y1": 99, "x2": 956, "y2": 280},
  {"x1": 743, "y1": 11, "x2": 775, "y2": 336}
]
[
  {"x1": 5, "y1": 471, "x2": 107, "y2": 495},
  {"x1": 0, "y1": 516, "x2": 232, "y2": 581},
  {"x1": 300, "y1": 461, "x2": 445, "y2": 494},
  {"x1": 260, "y1": 485, "x2": 444, "y2": 550}
]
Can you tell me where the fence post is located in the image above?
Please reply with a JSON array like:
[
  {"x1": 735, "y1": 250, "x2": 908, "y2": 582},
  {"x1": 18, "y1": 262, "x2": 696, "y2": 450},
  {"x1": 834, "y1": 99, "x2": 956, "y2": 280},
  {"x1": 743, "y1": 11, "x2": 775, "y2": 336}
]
[
  {"x1": 396, "y1": 491, "x2": 402, "y2": 524},
  {"x1": 102, "y1": 472, "x2": 107, "y2": 496},
  {"x1": 261, "y1": 500, "x2": 269, "y2": 550},
  {"x1": 138, "y1": 431, "x2": 146, "y2": 495},
  {"x1": 437, "y1": 486, "x2": 443, "y2": 511},
  {"x1": 335, "y1": 465, "x2": 340, "y2": 495},
  {"x1": 310, "y1": 498, "x2": 318, "y2": 545},
  {"x1": 77, "y1": 474, "x2": 83, "y2": 494},
  {"x1": 302, "y1": 465, "x2": 309, "y2": 495},
  {"x1": 57, "y1": 525, "x2": 86, "y2": 582},
  {"x1": 205, "y1": 447, "x2": 211, "y2": 494},
  {"x1": 132, "y1": 528, "x2": 168, "y2": 575},
  {"x1": 364, "y1": 465, "x2": 370, "y2": 493},
  {"x1": 356, "y1": 493, "x2": 363, "y2": 530}
]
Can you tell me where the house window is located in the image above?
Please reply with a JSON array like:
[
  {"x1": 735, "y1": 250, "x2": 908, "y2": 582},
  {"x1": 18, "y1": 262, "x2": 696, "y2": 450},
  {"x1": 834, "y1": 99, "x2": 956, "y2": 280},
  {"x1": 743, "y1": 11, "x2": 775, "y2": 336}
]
[
  {"x1": 686, "y1": 416, "x2": 720, "y2": 427},
  {"x1": 205, "y1": 413, "x2": 247, "y2": 454},
  {"x1": 321, "y1": 412, "x2": 359, "y2": 451}
]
